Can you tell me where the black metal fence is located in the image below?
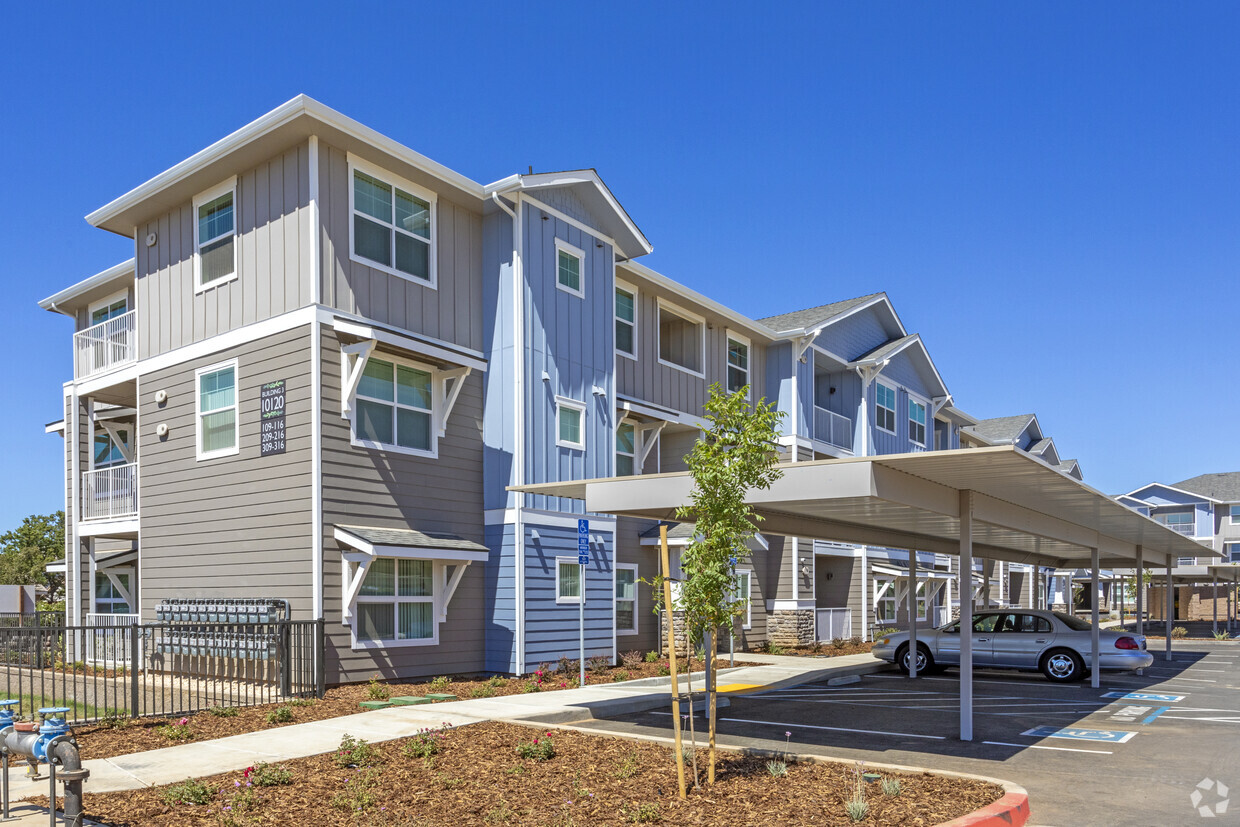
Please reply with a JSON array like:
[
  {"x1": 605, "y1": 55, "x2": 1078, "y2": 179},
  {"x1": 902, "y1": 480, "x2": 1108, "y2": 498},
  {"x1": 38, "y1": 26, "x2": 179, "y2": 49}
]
[
  {"x1": 0, "y1": 612, "x2": 66, "y2": 629},
  {"x1": 0, "y1": 619, "x2": 324, "y2": 723}
]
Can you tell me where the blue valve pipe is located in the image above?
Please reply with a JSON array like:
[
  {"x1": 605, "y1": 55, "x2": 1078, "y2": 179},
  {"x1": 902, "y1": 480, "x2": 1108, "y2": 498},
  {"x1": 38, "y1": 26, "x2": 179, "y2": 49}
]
[{"x1": 33, "y1": 707, "x2": 72, "y2": 762}]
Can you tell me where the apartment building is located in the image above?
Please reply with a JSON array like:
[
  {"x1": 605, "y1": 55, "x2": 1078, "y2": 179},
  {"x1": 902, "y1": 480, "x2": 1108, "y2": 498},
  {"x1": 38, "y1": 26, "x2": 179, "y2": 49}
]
[{"x1": 40, "y1": 96, "x2": 1089, "y2": 683}]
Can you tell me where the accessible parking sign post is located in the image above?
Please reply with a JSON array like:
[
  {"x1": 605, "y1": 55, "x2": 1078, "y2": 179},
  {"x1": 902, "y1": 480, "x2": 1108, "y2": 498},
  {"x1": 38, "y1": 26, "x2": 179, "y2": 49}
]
[{"x1": 578, "y1": 518, "x2": 589, "y2": 687}]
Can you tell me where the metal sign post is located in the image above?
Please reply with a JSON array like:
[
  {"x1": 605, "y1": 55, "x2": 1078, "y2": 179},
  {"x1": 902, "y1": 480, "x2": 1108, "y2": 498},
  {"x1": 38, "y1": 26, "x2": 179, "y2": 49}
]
[{"x1": 577, "y1": 518, "x2": 589, "y2": 687}]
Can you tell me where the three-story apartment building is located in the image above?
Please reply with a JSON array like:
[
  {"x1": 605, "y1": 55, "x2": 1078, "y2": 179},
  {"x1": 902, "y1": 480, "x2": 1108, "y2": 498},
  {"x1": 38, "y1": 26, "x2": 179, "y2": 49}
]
[{"x1": 40, "y1": 96, "x2": 1089, "y2": 683}]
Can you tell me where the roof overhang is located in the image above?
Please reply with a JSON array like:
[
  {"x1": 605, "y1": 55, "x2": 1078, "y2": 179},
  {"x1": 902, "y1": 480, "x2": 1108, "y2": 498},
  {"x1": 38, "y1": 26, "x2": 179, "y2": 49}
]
[
  {"x1": 511, "y1": 447, "x2": 1217, "y2": 569},
  {"x1": 39, "y1": 259, "x2": 135, "y2": 314},
  {"x1": 334, "y1": 525, "x2": 489, "y2": 563},
  {"x1": 849, "y1": 333, "x2": 950, "y2": 398},
  {"x1": 616, "y1": 260, "x2": 779, "y2": 343}
]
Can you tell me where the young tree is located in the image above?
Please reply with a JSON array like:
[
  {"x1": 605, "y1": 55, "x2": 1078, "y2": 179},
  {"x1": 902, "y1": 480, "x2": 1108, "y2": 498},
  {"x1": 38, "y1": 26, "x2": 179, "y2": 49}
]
[
  {"x1": 0, "y1": 512, "x2": 66, "y2": 605},
  {"x1": 675, "y1": 383, "x2": 783, "y2": 784}
]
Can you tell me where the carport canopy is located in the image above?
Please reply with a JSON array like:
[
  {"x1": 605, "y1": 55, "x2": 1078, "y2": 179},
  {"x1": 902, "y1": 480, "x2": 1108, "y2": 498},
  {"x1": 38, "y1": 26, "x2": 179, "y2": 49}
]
[{"x1": 512, "y1": 445, "x2": 1217, "y2": 741}]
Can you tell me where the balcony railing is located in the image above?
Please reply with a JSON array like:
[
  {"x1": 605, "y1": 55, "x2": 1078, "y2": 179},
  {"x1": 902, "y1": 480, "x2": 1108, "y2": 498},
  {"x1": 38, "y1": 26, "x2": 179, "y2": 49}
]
[
  {"x1": 74, "y1": 310, "x2": 136, "y2": 380},
  {"x1": 81, "y1": 463, "x2": 137, "y2": 522},
  {"x1": 1162, "y1": 522, "x2": 1194, "y2": 536},
  {"x1": 813, "y1": 406, "x2": 853, "y2": 450}
]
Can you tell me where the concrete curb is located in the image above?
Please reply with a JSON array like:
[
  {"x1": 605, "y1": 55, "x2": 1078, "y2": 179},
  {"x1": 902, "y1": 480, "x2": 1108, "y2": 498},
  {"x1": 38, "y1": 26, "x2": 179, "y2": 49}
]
[{"x1": 511, "y1": 718, "x2": 1030, "y2": 827}]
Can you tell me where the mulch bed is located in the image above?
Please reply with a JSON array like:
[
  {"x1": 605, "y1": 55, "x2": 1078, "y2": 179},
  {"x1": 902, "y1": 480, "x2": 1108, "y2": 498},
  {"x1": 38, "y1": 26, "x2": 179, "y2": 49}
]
[
  {"x1": 70, "y1": 656, "x2": 750, "y2": 762},
  {"x1": 46, "y1": 721, "x2": 1002, "y2": 826},
  {"x1": 750, "y1": 641, "x2": 876, "y2": 658}
]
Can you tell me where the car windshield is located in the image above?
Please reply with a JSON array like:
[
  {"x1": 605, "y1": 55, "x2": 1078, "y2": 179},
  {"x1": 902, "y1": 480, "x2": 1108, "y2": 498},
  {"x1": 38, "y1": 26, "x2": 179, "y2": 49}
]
[{"x1": 1052, "y1": 611, "x2": 1094, "y2": 631}]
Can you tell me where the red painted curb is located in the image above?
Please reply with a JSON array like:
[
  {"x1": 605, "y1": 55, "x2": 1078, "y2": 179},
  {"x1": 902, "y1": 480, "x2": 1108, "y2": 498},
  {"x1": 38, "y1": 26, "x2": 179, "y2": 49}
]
[{"x1": 937, "y1": 791, "x2": 1031, "y2": 827}]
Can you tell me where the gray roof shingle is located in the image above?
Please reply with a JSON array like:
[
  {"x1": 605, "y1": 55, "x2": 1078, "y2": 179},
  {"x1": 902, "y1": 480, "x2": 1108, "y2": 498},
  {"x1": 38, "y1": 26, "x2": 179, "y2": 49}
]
[
  {"x1": 1171, "y1": 472, "x2": 1240, "y2": 502},
  {"x1": 966, "y1": 415, "x2": 1035, "y2": 443},
  {"x1": 757, "y1": 292, "x2": 885, "y2": 333},
  {"x1": 639, "y1": 522, "x2": 697, "y2": 540},
  {"x1": 336, "y1": 525, "x2": 488, "y2": 553}
]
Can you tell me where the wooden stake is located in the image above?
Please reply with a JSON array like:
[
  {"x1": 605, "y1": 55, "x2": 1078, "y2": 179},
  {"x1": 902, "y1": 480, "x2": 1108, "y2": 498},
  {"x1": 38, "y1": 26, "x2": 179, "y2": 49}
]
[
  {"x1": 708, "y1": 626, "x2": 717, "y2": 784},
  {"x1": 662, "y1": 525, "x2": 687, "y2": 800}
]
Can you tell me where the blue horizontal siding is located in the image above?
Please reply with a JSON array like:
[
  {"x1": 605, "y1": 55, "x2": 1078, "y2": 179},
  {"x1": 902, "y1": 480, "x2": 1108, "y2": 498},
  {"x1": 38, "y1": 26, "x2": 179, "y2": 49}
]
[
  {"x1": 484, "y1": 523, "x2": 518, "y2": 673},
  {"x1": 523, "y1": 521, "x2": 614, "y2": 671}
]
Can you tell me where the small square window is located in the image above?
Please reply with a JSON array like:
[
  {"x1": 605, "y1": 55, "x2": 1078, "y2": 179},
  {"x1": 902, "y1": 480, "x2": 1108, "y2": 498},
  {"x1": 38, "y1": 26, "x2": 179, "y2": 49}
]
[
  {"x1": 558, "y1": 559, "x2": 582, "y2": 603},
  {"x1": 555, "y1": 239, "x2": 585, "y2": 297},
  {"x1": 556, "y1": 397, "x2": 585, "y2": 450}
]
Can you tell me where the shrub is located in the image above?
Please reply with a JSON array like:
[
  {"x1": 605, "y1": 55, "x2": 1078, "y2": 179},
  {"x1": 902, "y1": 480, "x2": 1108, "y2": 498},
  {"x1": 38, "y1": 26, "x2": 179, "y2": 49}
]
[
  {"x1": 614, "y1": 748, "x2": 640, "y2": 779},
  {"x1": 367, "y1": 675, "x2": 390, "y2": 701},
  {"x1": 623, "y1": 802, "x2": 662, "y2": 823},
  {"x1": 265, "y1": 705, "x2": 294, "y2": 724},
  {"x1": 287, "y1": 698, "x2": 317, "y2": 707},
  {"x1": 831, "y1": 637, "x2": 845, "y2": 650},
  {"x1": 874, "y1": 627, "x2": 898, "y2": 638},
  {"x1": 881, "y1": 776, "x2": 901, "y2": 796},
  {"x1": 808, "y1": 641, "x2": 823, "y2": 654},
  {"x1": 523, "y1": 681, "x2": 542, "y2": 693},
  {"x1": 644, "y1": 650, "x2": 660, "y2": 663},
  {"x1": 404, "y1": 724, "x2": 451, "y2": 760},
  {"x1": 589, "y1": 655, "x2": 611, "y2": 673},
  {"x1": 248, "y1": 762, "x2": 293, "y2": 787},
  {"x1": 767, "y1": 643, "x2": 787, "y2": 655},
  {"x1": 845, "y1": 799, "x2": 869, "y2": 822},
  {"x1": 1214, "y1": 630, "x2": 1231, "y2": 641},
  {"x1": 612, "y1": 669, "x2": 631, "y2": 682},
  {"x1": 1171, "y1": 627, "x2": 1189, "y2": 639},
  {"x1": 158, "y1": 719, "x2": 194, "y2": 742},
  {"x1": 620, "y1": 650, "x2": 645, "y2": 669},
  {"x1": 334, "y1": 733, "x2": 381, "y2": 768},
  {"x1": 208, "y1": 706, "x2": 239, "y2": 718},
  {"x1": 766, "y1": 759, "x2": 787, "y2": 777},
  {"x1": 428, "y1": 675, "x2": 450, "y2": 691},
  {"x1": 161, "y1": 778, "x2": 212, "y2": 805},
  {"x1": 849, "y1": 636, "x2": 863, "y2": 646},
  {"x1": 516, "y1": 733, "x2": 556, "y2": 761},
  {"x1": 96, "y1": 714, "x2": 127, "y2": 730},
  {"x1": 470, "y1": 684, "x2": 496, "y2": 698},
  {"x1": 656, "y1": 663, "x2": 670, "y2": 677},
  {"x1": 487, "y1": 675, "x2": 507, "y2": 688},
  {"x1": 331, "y1": 767, "x2": 379, "y2": 812}
]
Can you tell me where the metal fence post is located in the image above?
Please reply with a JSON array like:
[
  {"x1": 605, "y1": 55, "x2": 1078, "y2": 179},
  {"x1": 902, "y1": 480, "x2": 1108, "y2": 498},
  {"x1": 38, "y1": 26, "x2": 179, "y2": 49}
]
[
  {"x1": 278, "y1": 622, "x2": 291, "y2": 698},
  {"x1": 129, "y1": 624, "x2": 140, "y2": 718},
  {"x1": 314, "y1": 618, "x2": 325, "y2": 698}
]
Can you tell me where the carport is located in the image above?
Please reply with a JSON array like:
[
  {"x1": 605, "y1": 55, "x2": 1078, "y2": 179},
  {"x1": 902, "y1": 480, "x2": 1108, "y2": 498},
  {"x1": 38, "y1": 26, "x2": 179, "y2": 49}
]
[{"x1": 513, "y1": 445, "x2": 1215, "y2": 740}]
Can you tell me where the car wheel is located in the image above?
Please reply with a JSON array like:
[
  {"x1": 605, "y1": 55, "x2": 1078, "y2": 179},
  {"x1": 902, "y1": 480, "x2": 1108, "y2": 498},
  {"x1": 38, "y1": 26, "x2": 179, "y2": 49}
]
[
  {"x1": 1041, "y1": 649, "x2": 1084, "y2": 682},
  {"x1": 896, "y1": 643, "x2": 934, "y2": 675}
]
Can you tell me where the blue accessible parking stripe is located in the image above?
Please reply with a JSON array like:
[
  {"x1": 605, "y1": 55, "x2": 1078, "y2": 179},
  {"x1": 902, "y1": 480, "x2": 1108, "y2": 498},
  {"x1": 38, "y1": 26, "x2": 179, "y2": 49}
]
[
  {"x1": 1101, "y1": 692, "x2": 1186, "y2": 703},
  {"x1": 1022, "y1": 725, "x2": 1138, "y2": 744}
]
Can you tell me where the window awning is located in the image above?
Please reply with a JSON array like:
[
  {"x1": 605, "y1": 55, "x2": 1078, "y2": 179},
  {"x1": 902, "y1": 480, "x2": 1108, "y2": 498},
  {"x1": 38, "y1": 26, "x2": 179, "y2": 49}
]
[
  {"x1": 45, "y1": 547, "x2": 137, "y2": 574},
  {"x1": 638, "y1": 522, "x2": 768, "y2": 552}
]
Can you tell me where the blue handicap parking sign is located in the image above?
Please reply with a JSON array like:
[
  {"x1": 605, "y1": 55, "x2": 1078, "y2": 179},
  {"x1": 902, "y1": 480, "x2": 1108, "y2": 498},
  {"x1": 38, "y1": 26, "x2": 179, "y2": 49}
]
[
  {"x1": 1101, "y1": 692, "x2": 1185, "y2": 703},
  {"x1": 1022, "y1": 725, "x2": 1137, "y2": 744},
  {"x1": 578, "y1": 553, "x2": 590, "y2": 566},
  {"x1": 578, "y1": 518, "x2": 589, "y2": 535}
]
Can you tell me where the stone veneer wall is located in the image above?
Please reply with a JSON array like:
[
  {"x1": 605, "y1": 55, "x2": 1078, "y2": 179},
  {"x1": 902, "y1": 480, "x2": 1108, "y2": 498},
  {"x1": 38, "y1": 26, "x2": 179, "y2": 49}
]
[{"x1": 769, "y1": 609, "x2": 815, "y2": 646}]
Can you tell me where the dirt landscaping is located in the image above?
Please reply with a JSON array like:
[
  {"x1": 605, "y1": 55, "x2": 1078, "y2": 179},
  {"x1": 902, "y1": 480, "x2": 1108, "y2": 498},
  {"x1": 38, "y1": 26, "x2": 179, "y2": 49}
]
[
  {"x1": 51, "y1": 721, "x2": 1003, "y2": 826},
  {"x1": 750, "y1": 639, "x2": 876, "y2": 658},
  {"x1": 69, "y1": 653, "x2": 742, "y2": 761}
]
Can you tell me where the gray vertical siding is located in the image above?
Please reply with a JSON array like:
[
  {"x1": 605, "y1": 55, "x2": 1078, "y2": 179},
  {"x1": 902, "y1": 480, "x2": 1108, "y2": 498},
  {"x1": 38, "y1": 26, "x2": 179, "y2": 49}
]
[
  {"x1": 814, "y1": 553, "x2": 864, "y2": 640},
  {"x1": 135, "y1": 143, "x2": 312, "y2": 359},
  {"x1": 481, "y1": 208, "x2": 517, "y2": 511},
  {"x1": 319, "y1": 143, "x2": 484, "y2": 353},
  {"x1": 137, "y1": 325, "x2": 314, "y2": 620},
  {"x1": 614, "y1": 518, "x2": 661, "y2": 655},
  {"x1": 319, "y1": 326, "x2": 486, "y2": 682}
]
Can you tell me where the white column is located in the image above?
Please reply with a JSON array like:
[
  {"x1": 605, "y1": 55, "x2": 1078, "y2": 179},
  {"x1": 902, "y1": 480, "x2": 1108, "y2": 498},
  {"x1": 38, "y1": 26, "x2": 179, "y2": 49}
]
[
  {"x1": 1213, "y1": 571, "x2": 1219, "y2": 637},
  {"x1": 959, "y1": 489, "x2": 974, "y2": 742},
  {"x1": 1135, "y1": 546, "x2": 1144, "y2": 638},
  {"x1": 907, "y1": 550, "x2": 918, "y2": 679},
  {"x1": 1165, "y1": 556, "x2": 1174, "y2": 662},
  {"x1": 1090, "y1": 548, "x2": 1101, "y2": 689}
]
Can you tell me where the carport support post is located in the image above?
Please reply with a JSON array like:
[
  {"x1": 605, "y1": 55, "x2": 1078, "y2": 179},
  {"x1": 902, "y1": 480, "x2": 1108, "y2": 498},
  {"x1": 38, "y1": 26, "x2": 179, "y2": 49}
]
[
  {"x1": 907, "y1": 549, "x2": 918, "y2": 679},
  {"x1": 1213, "y1": 571, "x2": 1219, "y2": 637},
  {"x1": 1135, "y1": 545, "x2": 1144, "y2": 638},
  {"x1": 1165, "y1": 555, "x2": 1174, "y2": 662},
  {"x1": 959, "y1": 489, "x2": 974, "y2": 742},
  {"x1": 1090, "y1": 549, "x2": 1101, "y2": 689}
]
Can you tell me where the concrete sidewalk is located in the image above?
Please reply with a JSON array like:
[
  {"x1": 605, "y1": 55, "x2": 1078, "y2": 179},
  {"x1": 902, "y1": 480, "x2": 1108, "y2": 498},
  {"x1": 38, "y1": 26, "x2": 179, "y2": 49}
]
[{"x1": 7, "y1": 652, "x2": 887, "y2": 813}]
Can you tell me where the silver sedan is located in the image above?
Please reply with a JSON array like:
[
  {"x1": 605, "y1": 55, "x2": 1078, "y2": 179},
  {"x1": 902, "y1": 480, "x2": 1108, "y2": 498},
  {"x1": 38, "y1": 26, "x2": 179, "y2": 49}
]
[{"x1": 871, "y1": 609, "x2": 1153, "y2": 682}]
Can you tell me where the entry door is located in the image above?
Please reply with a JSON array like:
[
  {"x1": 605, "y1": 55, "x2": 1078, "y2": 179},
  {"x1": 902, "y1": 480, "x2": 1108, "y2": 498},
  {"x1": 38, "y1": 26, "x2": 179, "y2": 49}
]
[
  {"x1": 936, "y1": 614, "x2": 997, "y2": 666},
  {"x1": 991, "y1": 613, "x2": 1056, "y2": 667}
]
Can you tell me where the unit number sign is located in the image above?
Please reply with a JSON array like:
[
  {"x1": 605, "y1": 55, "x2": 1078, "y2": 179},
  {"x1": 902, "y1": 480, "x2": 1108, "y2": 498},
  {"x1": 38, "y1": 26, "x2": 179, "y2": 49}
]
[{"x1": 260, "y1": 380, "x2": 287, "y2": 456}]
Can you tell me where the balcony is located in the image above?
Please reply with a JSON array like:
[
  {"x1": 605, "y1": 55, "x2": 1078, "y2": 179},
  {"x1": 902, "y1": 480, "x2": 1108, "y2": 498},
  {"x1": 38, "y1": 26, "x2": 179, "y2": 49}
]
[
  {"x1": 82, "y1": 463, "x2": 137, "y2": 522},
  {"x1": 812, "y1": 406, "x2": 853, "y2": 451},
  {"x1": 74, "y1": 310, "x2": 136, "y2": 380}
]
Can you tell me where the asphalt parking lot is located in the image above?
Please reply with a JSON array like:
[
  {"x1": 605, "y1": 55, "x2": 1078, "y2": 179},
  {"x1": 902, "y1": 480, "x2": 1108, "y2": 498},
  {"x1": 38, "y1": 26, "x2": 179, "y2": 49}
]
[{"x1": 578, "y1": 641, "x2": 1240, "y2": 826}]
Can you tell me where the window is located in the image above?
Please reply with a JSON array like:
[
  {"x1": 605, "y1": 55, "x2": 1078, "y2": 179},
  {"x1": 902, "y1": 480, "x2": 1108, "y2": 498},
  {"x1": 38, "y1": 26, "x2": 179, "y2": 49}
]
[
  {"x1": 875, "y1": 578, "x2": 896, "y2": 623},
  {"x1": 908, "y1": 398, "x2": 927, "y2": 446},
  {"x1": 1231, "y1": 505, "x2": 1240, "y2": 525},
  {"x1": 556, "y1": 397, "x2": 585, "y2": 450},
  {"x1": 355, "y1": 558, "x2": 436, "y2": 644},
  {"x1": 1154, "y1": 511, "x2": 1195, "y2": 536},
  {"x1": 999, "y1": 614, "x2": 1053, "y2": 634},
  {"x1": 616, "y1": 565, "x2": 638, "y2": 634},
  {"x1": 193, "y1": 179, "x2": 237, "y2": 289},
  {"x1": 727, "y1": 336, "x2": 750, "y2": 396},
  {"x1": 353, "y1": 356, "x2": 434, "y2": 455},
  {"x1": 658, "y1": 301, "x2": 704, "y2": 376},
  {"x1": 732, "y1": 569, "x2": 752, "y2": 629},
  {"x1": 93, "y1": 429, "x2": 130, "y2": 469},
  {"x1": 555, "y1": 239, "x2": 585, "y2": 297},
  {"x1": 94, "y1": 573, "x2": 131, "y2": 614},
  {"x1": 349, "y1": 158, "x2": 435, "y2": 284},
  {"x1": 615, "y1": 285, "x2": 636, "y2": 358},
  {"x1": 616, "y1": 422, "x2": 635, "y2": 476},
  {"x1": 89, "y1": 295, "x2": 128, "y2": 326},
  {"x1": 557, "y1": 558, "x2": 582, "y2": 604},
  {"x1": 875, "y1": 383, "x2": 896, "y2": 433},
  {"x1": 913, "y1": 580, "x2": 928, "y2": 620},
  {"x1": 1228, "y1": 543, "x2": 1240, "y2": 563},
  {"x1": 196, "y1": 362, "x2": 238, "y2": 460}
]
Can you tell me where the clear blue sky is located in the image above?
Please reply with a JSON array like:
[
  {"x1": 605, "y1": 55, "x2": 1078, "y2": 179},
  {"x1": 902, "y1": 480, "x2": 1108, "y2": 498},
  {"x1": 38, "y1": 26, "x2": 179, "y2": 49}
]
[{"x1": 1, "y1": 3, "x2": 1236, "y2": 529}]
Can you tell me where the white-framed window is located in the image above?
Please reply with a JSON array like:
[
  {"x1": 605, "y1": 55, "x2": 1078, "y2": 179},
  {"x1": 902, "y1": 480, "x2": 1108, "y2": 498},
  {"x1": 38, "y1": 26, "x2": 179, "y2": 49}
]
[
  {"x1": 555, "y1": 238, "x2": 585, "y2": 298},
  {"x1": 616, "y1": 564, "x2": 638, "y2": 634},
  {"x1": 875, "y1": 577, "x2": 896, "y2": 623},
  {"x1": 913, "y1": 580, "x2": 929, "y2": 621},
  {"x1": 196, "y1": 360, "x2": 239, "y2": 460},
  {"x1": 94, "y1": 572, "x2": 132, "y2": 614},
  {"x1": 615, "y1": 283, "x2": 637, "y2": 358},
  {"x1": 1230, "y1": 505, "x2": 1240, "y2": 525},
  {"x1": 1154, "y1": 510, "x2": 1195, "y2": 536},
  {"x1": 88, "y1": 291, "x2": 128, "y2": 327},
  {"x1": 732, "y1": 568, "x2": 752, "y2": 629},
  {"x1": 1228, "y1": 543, "x2": 1240, "y2": 563},
  {"x1": 556, "y1": 396, "x2": 586, "y2": 450},
  {"x1": 193, "y1": 177, "x2": 238, "y2": 291},
  {"x1": 616, "y1": 421, "x2": 636, "y2": 476},
  {"x1": 908, "y1": 398, "x2": 927, "y2": 446},
  {"x1": 348, "y1": 154, "x2": 436, "y2": 286},
  {"x1": 657, "y1": 299, "x2": 705, "y2": 377},
  {"x1": 93, "y1": 428, "x2": 130, "y2": 469},
  {"x1": 726, "y1": 334, "x2": 750, "y2": 397},
  {"x1": 352, "y1": 354, "x2": 436, "y2": 457},
  {"x1": 557, "y1": 557, "x2": 583, "y2": 604},
  {"x1": 875, "y1": 382, "x2": 897, "y2": 434},
  {"x1": 354, "y1": 558, "x2": 437, "y2": 646}
]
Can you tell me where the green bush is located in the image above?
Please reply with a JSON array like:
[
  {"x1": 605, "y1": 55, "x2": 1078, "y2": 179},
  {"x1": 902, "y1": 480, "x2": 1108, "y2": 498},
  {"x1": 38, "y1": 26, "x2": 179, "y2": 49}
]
[
  {"x1": 248, "y1": 762, "x2": 293, "y2": 787},
  {"x1": 265, "y1": 705, "x2": 294, "y2": 724},
  {"x1": 516, "y1": 734, "x2": 556, "y2": 761},
  {"x1": 1171, "y1": 627, "x2": 1189, "y2": 639},
  {"x1": 367, "y1": 675, "x2": 390, "y2": 700},
  {"x1": 644, "y1": 650, "x2": 660, "y2": 663},
  {"x1": 403, "y1": 724, "x2": 450, "y2": 760},
  {"x1": 161, "y1": 778, "x2": 213, "y2": 806},
  {"x1": 620, "y1": 650, "x2": 645, "y2": 669},
  {"x1": 208, "y1": 706, "x2": 239, "y2": 718},
  {"x1": 335, "y1": 733, "x2": 381, "y2": 768},
  {"x1": 158, "y1": 722, "x2": 194, "y2": 742},
  {"x1": 612, "y1": 669, "x2": 631, "y2": 682},
  {"x1": 623, "y1": 802, "x2": 662, "y2": 823},
  {"x1": 470, "y1": 684, "x2": 496, "y2": 698},
  {"x1": 487, "y1": 675, "x2": 507, "y2": 688},
  {"x1": 428, "y1": 675, "x2": 450, "y2": 691}
]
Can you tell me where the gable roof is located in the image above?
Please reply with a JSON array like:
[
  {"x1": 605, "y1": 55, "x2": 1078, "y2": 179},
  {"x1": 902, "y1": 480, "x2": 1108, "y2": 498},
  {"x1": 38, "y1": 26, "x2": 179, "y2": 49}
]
[
  {"x1": 1123, "y1": 481, "x2": 1219, "y2": 504},
  {"x1": 850, "y1": 333, "x2": 951, "y2": 399},
  {"x1": 757, "y1": 293, "x2": 887, "y2": 334},
  {"x1": 1172, "y1": 472, "x2": 1240, "y2": 503},
  {"x1": 965, "y1": 414, "x2": 1037, "y2": 444}
]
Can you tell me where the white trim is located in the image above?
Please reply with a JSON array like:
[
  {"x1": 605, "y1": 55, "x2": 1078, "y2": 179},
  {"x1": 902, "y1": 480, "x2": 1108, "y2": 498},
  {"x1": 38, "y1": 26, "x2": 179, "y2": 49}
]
[
  {"x1": 87, "y1": 289, "x2": 129, "y2": 325},
  {"x1": 311, "y1": 316, "x2": 323, "y2": 620},
  {"x1": 615, "y1": 563, "x2": 639, "y2": 635},
  {"x1": 348, "y1": 351, "x2": 439, "y2": 459},
  {"x1": 907, "y1": 394, "x2": 929, "y2": 448},
  {"x1": 725, "y1": 331, "x2": 752, "y2": 399},
  {"x1": 875, "y1": 380, "x2": 898, "y2": 435},
  {"x1": 656, "y1": 298, "x2": 706, "y2": 379},
  {"x1": 78, "y1": 519, "x2": 139, "y2": 538},
  {"x1": 349, "y1": 558, "x2": 441, "y2": 649},
  {"x1": 346, "y1": 152, "x2": 438, "y2": 288},
  {"x1": 484, "y1": 508, "x2": 617, "y2": 531},
  {"x1": 556, "y1": 557, "x2": 583, "y2": 604},
  {"x1": 766, "y1": 599, "x2": 816, "y2": 611},
  {"x1": 1229, "y1": 505, "x2": 1240, "y2": 526},
  {"x1": 553, "y1": 238, "x2": 586, "y2": 299},
  {"x1": 617, "y1": 259, "x2": 777, "y2": 344},
  {"x1": 1123, "y1": 481, "x2": 1221, "y2": 505},
  {"x1": 40, "y1": 260, "x2": 135, "y2": 311},
  {"x1": 131, "y1": 306, "x2": 315, "y2": 378},
  {"x1": 520, "y1": 193, "x2": 619, "y2": 251},
  {"x1": 555, "y1": 396, "x2": 586, "y2": 450},
  {"x1": 614, "y1": 280, "x2": 638, "y2": 361},
  {"x1": 194, "y1": 359, "x2": 239, "y2": 461},
  {"x1": 513, "y1": 194, "x2": 526, "y2": 673},
  {"x1": 616, "y1": 394, "x2": 709, "y2": 430},
  {"x1": 192, "y1": 176, "x2": 239, "y2": 293},
  {"x1": 734, "y1": 567, "x2": 753, "y2": 630},
  {"x1": 615, "y1": 420, "x2": 637, "y2": 476},
  {"x1": 332, "y1": 317, "x2": 488, "y2": 372}
]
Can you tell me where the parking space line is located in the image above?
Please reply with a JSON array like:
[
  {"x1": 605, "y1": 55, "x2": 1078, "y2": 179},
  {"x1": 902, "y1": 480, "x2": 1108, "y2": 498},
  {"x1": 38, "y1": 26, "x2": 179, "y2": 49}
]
[
  {"x1": 982, "y1": 740, "x2": 1113, "y2": 755},
  {"x1": 1142, "y1": 707, "x2": 1172, "y2": 724},
  {"x1": 651, "y1": 711, "x2": 946, "y2": 740}
]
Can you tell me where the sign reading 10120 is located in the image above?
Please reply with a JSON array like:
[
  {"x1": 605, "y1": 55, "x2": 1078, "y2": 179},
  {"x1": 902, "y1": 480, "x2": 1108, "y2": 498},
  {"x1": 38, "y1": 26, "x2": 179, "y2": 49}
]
[{"x1": 260, "y1": 380, "x2": 287, "y2": 456}]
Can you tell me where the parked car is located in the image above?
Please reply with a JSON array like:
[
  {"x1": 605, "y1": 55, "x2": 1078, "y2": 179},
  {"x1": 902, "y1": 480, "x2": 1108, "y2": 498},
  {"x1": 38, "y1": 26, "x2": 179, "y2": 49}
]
[{"x1": 870, "y1": 609, "x2": 1153, "y2": 682}]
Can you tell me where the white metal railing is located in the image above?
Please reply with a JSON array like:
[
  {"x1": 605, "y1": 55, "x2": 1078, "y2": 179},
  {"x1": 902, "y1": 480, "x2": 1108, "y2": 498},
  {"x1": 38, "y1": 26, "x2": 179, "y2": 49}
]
[
  {"x1": 1157, "y1": 520, "x2": 1194, "y2": 536},
  {"x1": 816, "y1": 607, "x2": 852, "y2": 641},
  {"x1": 934, "y1": 605, "x2": 952, "y2": 627},
  {"x1": 85, "y1": 612, "x2": 141, "y2": 663},
  {"x1": 813, "y1": 406, "x2": 853, "y2": 450},
  {"x1": 1178, "y1": 556, "x2": 1198, "y2": 567},
  {"x1": 74, "y1": 310, "x2": 136, "y2": 379},
  {"x1": 81, "y1": 463, "x2": 138, "y2": 521}
]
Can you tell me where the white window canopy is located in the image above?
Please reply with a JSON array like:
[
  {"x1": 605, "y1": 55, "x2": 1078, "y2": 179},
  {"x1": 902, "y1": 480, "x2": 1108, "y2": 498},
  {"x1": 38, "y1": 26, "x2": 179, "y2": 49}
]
[{"x1": 334, "y1": 525, "x2": 489, "y2": 625}]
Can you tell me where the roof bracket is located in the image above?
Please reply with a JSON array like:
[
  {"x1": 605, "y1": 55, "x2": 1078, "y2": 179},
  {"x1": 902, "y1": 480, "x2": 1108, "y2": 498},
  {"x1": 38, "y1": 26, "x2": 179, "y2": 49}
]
[
  {"x1": 340, "y1": 340, "x2": 377, "y2": 417},
  {"x1": 637, "y1": 421, "x2": 667, "y2": 467},
  {"x1": 437, "y1": 367, "x2": 471, "y2": 438}
]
